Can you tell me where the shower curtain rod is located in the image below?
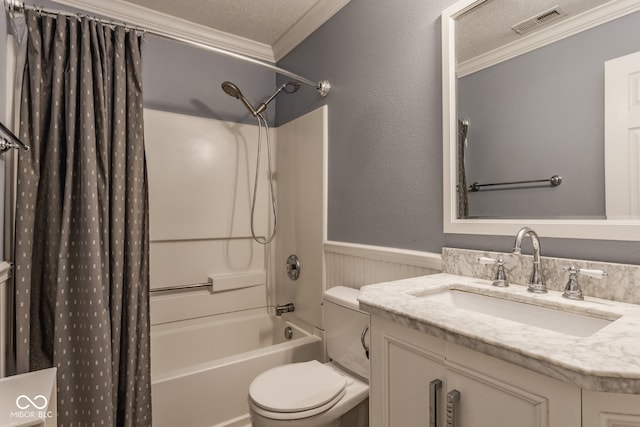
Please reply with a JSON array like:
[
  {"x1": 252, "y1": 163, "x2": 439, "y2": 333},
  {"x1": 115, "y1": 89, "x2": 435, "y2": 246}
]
[{"x1": 4, "y1": 0, "x2": 331, "y2": 97}]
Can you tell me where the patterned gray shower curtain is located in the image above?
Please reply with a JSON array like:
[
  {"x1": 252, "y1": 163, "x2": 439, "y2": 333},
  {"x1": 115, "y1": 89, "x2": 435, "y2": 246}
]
[{"x1": 13, "y1": 10, "x2": 151, "y2": 426}]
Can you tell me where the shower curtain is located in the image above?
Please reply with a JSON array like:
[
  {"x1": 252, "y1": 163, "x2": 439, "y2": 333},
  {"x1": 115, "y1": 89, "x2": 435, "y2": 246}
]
[{"x1": 13, "y1": 10, "x2": 151, "y2": 426}]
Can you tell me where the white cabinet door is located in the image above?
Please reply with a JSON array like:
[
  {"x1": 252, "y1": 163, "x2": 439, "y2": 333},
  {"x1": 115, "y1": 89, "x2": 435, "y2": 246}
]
[
  {"x1": 445, "y1": 363, "x2": 548, "y2": 427},
  {"x1": 583, "y1": 390, "x2": 640, "y2": 427},
  {"x1": 370, "y1": 316, "x2": 446, "y2": 427},
  {"x1": 446, "y1": 343, "x2": 581, "y2": 427}
]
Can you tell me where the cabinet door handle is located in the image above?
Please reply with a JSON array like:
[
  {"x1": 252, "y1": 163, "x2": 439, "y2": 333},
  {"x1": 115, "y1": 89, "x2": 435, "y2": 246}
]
[
  {"x1": 446, "y1": 390, "x2": 460, "y2": 427},
  {"x1": 360, "y1": 326, "x2": 370, "y2": 359},
  {"x1": 429, "y1": 379, "x2": 442, "y2": 427}
]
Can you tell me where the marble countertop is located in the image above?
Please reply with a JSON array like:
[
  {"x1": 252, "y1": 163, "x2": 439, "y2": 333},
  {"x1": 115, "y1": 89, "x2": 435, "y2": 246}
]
[{"x1": 358, "y1": 273, "x2": 640, "y2": 394}]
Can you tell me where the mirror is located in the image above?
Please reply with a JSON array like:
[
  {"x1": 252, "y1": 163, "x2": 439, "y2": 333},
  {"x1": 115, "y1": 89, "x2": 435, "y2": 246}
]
[{"x1": 442, "y1": 0, "x2": 640, "y2": 240}]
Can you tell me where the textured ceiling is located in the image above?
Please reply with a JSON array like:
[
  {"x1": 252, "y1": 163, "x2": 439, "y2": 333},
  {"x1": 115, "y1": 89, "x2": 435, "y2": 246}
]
[
  {"x1": 456, "y1": 0, "x2": 611, "y2": 63},
  {"x1": 123, "y1": 0, "x2": 322, "y2": 45}
]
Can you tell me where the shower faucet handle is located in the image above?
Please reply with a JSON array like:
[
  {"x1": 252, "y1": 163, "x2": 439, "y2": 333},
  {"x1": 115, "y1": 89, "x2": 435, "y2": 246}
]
[{"x1": 477, "y1": 256, "x2": 509, "y2": 287}]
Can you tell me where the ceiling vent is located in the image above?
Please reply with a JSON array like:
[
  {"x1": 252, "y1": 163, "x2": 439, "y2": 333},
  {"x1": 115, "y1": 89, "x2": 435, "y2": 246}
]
[{"x1": 511, "y1": 6, "x2": 567, "y2": 35}]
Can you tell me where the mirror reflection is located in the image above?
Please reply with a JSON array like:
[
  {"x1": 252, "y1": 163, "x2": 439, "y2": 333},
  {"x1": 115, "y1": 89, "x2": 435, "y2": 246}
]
[{"x1": 454, "y1": 0, "x2": 640, "y2": 220}]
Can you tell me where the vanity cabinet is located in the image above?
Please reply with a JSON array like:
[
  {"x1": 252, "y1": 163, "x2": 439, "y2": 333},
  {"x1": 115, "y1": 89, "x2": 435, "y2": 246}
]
[
  {"x1": 582, "y1": 391, "x2": 640, "y2": 427},
  {"x1": 370, "y1": 316, "x2": 581, "y2": 427}
]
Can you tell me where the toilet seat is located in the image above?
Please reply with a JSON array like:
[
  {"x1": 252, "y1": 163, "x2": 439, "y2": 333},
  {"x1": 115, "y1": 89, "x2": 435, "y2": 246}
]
[{"x1": 249, "y1": 360, "x2": 348, "y2": 420}]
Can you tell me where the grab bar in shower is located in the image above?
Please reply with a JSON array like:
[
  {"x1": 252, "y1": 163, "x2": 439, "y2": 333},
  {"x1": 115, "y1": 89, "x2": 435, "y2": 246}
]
[
  {"x1": 150, "y1": 271, "x2": 266, "y2": 295},
  {"x1": 150, "y1": 282, "x2": 214, "y2": 294},
  {"x1": 469, "y1": 175, "x2": 562, "y2": 192}
]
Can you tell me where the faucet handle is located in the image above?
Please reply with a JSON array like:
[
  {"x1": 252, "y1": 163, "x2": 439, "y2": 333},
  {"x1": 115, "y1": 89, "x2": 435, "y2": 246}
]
[
  {"x1": 562, "y1": 265, "x2": 608, "y2": 279},
  {"x1": 577, "y1": 268, "x2": 608, "y2": 279},
  {"x1": 561, "y1": 265, "x2": 607, "y2": 300},
  {"x1": 477, "y1": 257, "x2": 509, "y2": 287}
]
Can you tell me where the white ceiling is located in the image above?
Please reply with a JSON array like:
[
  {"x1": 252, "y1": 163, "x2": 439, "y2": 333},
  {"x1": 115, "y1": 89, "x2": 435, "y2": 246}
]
[
  {"x1": 123, "y1": 0, "x2": 319, "y2": 46},
  {"x1": 51, "y1": 0, "x2": 351, "y2": 62}
]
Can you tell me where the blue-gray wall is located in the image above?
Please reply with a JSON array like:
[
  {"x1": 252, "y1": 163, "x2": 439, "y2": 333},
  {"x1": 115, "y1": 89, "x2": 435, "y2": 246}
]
[
  {"x1": 458, "y1": 11, "x2": 640, "y2": 219},
  {"x1": 276, "y1": 0, "x2": 640, "y2": 265},
  {"x1": 142, "y1": 36, "x2": 277, "y2": 125}
]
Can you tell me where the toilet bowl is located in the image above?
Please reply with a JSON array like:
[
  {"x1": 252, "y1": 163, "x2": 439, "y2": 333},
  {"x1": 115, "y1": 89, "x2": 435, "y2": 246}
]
[{"x1": 248, "y1": 287, "x2": 370, "y2": 427}]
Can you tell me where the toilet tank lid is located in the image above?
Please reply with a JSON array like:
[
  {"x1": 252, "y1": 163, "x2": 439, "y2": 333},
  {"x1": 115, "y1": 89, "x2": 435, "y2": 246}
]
[{"x1": 324, "y1": 286, "x2": 361, "y2": 311}]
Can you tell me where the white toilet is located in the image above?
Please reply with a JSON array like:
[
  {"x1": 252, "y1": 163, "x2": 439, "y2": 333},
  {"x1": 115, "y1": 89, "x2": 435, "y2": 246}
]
[{"x1": 248, "y1": 286, "x2": 370, "y2": 427}]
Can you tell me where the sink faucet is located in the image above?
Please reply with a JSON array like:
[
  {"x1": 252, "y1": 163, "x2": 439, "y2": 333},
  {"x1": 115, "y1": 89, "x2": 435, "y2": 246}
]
[{"x1": 512, "y1": 227, "x2": 546, "y2": 293}]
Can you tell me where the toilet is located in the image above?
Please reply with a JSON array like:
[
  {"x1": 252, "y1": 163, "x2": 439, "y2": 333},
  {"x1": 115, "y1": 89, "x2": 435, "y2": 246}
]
[{"x1": 248, "y1": 286, "x2": 370, "y2": 427}]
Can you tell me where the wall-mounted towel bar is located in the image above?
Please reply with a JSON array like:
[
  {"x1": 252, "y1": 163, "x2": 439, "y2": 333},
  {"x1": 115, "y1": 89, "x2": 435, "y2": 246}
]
[
  {"x1": 0, "y1": 121, "x2": 29, "y2": 153},
  {"x1": 469, "y1": 175, "x2": 562, "y2": 192}
]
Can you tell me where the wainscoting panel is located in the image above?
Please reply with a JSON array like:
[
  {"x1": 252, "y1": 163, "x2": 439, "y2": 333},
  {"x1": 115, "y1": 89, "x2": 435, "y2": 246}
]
[{"x1": 324, "y1": 241, "x2": 442, "y2": 290}]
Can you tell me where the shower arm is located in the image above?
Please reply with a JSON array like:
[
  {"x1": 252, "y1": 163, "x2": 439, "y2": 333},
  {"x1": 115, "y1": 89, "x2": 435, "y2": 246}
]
[
  {"x1": 5, "y1": 0, "x2": 332, "y2": 98},
  {"x1": 255, "y1": 82, "x2": 296, "y2": 116}
]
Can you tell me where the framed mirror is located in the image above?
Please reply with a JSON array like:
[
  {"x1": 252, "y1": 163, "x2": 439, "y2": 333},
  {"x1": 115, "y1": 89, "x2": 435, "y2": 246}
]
[{"x1": 442, "y1": 0, "x2": 640, "y2": 240}]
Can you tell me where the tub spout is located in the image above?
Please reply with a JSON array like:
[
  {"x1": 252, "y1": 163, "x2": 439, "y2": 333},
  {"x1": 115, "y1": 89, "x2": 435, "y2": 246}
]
[{"x1": 275, "y1": 303, "x2": 295, "y2": 316}]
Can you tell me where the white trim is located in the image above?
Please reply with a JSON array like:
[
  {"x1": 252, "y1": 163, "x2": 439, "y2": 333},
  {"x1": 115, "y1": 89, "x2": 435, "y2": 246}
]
[
  {"x1": 324, "y1": 241, "x2": 442, "y2": 271},
  {"x1": 457, "y1": 0, "x2": 640, "y2": 77},
  {"x1": 442, "y1": 0, "x2": 640, "y2": 241},
  {"x1": 272, "y1": 0, "x2": 351, "y2": 61},
  {"x1": 50, "y1": 0, "x2": 275, "y2": 62}
]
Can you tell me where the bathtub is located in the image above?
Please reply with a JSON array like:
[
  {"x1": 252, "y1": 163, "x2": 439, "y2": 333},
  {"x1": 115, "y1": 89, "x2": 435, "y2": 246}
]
[{"x1": 151, "y1": 308, "x2": 323, "y2": 427}]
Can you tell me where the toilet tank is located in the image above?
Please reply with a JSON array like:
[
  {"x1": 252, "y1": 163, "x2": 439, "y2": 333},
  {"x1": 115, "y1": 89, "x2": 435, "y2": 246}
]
[{"x1": 323, "y1": 286, "x2": 370, "y2": 380}]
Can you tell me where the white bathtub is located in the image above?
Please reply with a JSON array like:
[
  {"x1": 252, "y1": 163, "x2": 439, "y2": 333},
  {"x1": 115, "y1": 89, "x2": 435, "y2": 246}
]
[{"x1": 151, "y1": 308, "x2": 323, "y2": 427}]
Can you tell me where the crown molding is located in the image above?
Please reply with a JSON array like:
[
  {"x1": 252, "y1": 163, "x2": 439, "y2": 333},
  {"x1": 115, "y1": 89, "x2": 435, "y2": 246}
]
[
  {"x1": 49, "y1": 0, "x2": 276, "y2": 62},
  {"x1": 273, "y1": 0, "x2": 351, "y2": 61},
  {"x1": 457, "y1": 0, "x2": 640, "y2": 77}
]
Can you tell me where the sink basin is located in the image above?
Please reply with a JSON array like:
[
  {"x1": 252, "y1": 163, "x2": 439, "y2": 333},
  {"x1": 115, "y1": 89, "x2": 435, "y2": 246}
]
[{"x1": 418, "y1": 289, "x2": 616, "y2": 337}]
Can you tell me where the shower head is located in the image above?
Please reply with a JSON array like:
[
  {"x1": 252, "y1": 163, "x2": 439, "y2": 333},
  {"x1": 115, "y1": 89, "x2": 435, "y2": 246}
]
[
  {"x1": 221, "y1": 80, "x2": 302, "y2": 118},
  {"x1": 221, "y1": 81, "x2": 242, "y2": 99},
  {"x1": 221, "y1": 81, "x2": 259, "y2": 116}
]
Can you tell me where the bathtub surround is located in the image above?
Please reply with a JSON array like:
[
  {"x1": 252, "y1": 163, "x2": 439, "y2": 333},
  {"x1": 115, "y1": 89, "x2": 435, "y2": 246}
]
[
  {"x1": 442, "y1": 247, "x2": 640, "y2": 305},
  {"x1": 144, "y1": 109, "x2": 272, "y2": 325},
  {"x1": 144, "y1": 106, "x2": 328, "y2": 329},
  {"x1": 12, "y1": 11, "x2": 151, "y2": 426},
  {"x1": 275, "y1": 106, "x2": 327, "y2": 330}
]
